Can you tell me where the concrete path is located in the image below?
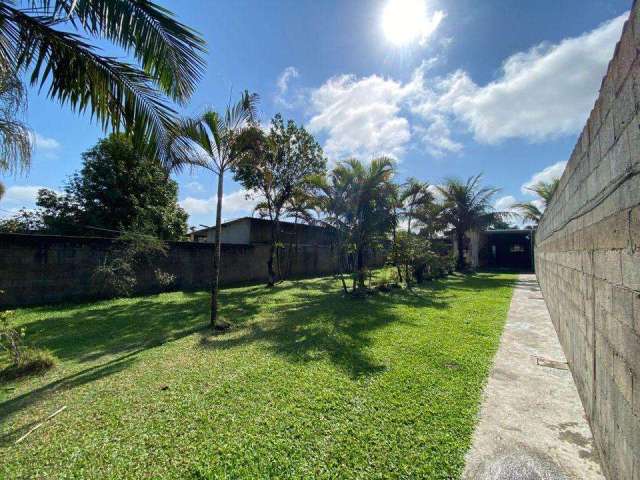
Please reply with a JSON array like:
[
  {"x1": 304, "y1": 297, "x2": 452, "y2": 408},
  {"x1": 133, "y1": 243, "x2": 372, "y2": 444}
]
[{"x1": 463, "y1": 274, "x2": 604, "y2": 480}]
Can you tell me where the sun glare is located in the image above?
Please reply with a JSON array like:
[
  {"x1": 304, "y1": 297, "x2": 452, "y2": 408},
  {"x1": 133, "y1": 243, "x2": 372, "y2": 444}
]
[{"x1": 382, "y1": 0, "x2": 444, "y2": 46}]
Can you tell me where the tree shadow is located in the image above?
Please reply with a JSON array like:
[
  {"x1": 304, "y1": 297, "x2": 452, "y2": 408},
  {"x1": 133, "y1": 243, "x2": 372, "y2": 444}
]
[
  {"x1": 13, "y1": 293, "x2": 214, "y2": 364},
  {"x1": 201, "y1": 280, "x2": 450, "y2": 379}
]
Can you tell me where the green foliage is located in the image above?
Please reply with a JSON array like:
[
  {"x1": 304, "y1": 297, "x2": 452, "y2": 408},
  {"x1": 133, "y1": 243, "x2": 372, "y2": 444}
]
[
  {"x1": 314, "y1": 157, "x2": 395, "y2": 290},
  {"x1": 0, "y1": 67, "x2": 31, "y2": 174},
  {"x1": 1, "y1": 272, "x2": 516, "y2": 477},
  {"x1": 438, "y1": 174, "x2": 504, "y2": 271},
  {"x1": 0, "y1": 0, "x2": 206, "y2": 162},
  {"x1": 234, "y1": 113, "x2": 326, "y2": 285},
  {"x1": 167, "y1": 91, "x2": 259, "y2": 326},
  {"x1": 0, "y1": 347, "x2": 57, "y2": 381},
  {"x1": 92, "y1": 232, "x2": 171, "y2": 297},
  {"x1": 0, "y1": 309, "x2": 25, "y2": 366},
  {"x1": 0, "y1": 208, "x2": 43, "y2": 233},
  {"x1": 32, "y1": 133, "x2": 188, "y2": 239},
  {"x1": 512, "y1": 178, "x2": 560, "y2": 225}
]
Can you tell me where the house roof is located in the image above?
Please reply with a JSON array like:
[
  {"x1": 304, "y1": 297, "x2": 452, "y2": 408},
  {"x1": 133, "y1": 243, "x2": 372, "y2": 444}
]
[{"x1": 191, "y1": 216, "x2": 331, "y2": 236}]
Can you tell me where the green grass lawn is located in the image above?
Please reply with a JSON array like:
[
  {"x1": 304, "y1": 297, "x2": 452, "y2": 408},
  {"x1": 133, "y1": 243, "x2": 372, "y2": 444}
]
[{"x1": 0, "y1": 272, "x2": 516, "y2": 479}]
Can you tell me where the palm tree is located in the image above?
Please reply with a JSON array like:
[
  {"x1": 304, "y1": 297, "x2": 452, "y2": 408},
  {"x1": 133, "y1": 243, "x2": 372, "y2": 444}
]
[
  {"x1": 0, "y1": 67, "x2": 31, "y2": 176},
  {"x1": 400, "y1": 177, "x2": 433, "y2": 234},
  {"x1": 169, "y1": 91, "x2": 258, "y2": 329},
  {"x1": 437, "y1": 174, "x2": 504, "y2": 271},
  {"x1": 315, "y1": 157, "x2": 395, "y2": 290},
  {"x1": 513, "y1": 178, "x2": 560, "y2": 225},
  {"x1": 0, "y1": 0, "x2": 206, "y2": 161}
]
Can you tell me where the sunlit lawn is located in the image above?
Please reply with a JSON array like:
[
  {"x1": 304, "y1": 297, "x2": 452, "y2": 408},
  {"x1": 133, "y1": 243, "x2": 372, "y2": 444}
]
[{"x1": 1, "y1": 272, "x2": 515, "y2": 479}]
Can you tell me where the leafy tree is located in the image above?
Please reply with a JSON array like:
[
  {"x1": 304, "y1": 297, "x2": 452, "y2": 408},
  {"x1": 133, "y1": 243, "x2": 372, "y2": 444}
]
[
  {"x1": 0, "y1": 208, "x2": 43, "y2": 232},
  {"x1": 513, "y1": 178, "x2": 560, "y2": 225},
  {"x1": 34, "y1": 133, "x2": 188, "y2": 239},
  {"x1": 168, "y1": 91, "x2": 258, "y2": 329},
  {"x1": 0, "y1": 0, "x2": 206, "y2": 160},
  {"x1": 314, "y1": 157, "x2": 395, "y2": 291},
  {"x1": 234, "y1": 114, "x2": 326, "y2": 287},
  {"x1": 437, "y1": 174, "x2": 505, "y2": 271}
]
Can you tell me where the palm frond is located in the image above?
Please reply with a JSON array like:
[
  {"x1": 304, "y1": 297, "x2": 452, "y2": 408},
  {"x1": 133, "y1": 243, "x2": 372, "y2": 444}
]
[
  {"x1": 0, "y1": 66, "x2": 31, "y2": 173},
  {"x1": 9, "y1": 6, "x2": 177, "y2": 161},
  {"x1": 37, "y1": 0, "x2": 207, "y2": 102}
]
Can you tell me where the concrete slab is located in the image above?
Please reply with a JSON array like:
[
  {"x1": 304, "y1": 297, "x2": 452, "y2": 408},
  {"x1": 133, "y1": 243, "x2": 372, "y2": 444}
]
[{"x1": 463, "y1": 274, "x2": 604, "y2": 480}]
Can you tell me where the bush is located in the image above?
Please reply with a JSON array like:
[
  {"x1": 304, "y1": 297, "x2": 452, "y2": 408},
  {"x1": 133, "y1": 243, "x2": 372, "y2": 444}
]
[
  {"x1": 1, "y1": 347, "x2": 57, "y2": 381},
  {"x1": 93, "y1": 232, "x2": 173, "y2": 297}
]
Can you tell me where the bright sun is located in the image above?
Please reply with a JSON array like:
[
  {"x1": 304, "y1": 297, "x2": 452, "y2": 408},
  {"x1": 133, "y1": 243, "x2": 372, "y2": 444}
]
[{"x1": 382, "y1": 0, "x2": 444, "y2": 46}]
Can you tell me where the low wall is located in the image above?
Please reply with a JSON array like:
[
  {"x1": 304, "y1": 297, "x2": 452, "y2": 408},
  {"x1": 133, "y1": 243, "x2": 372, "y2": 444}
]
[
  {"x1": 0, "y1": 233, "x2": 348, "y2": 307},
  {"x1": 535, "y1": 5, "x2": 640, "y2": 479}
]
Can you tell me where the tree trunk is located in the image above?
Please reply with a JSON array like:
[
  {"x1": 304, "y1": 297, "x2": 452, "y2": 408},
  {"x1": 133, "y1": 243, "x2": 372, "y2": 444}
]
[
  {"x1": 266, "y1": 216, "x2": 280, "y2": 287},
  {"x1": 392, "y1": 224, "x2": 403, "y2": 283},
  {"x1": 456, "y1": 229, "x2": 466, "y2": 271},
  {"x1": 210, "y1": 170, "x2": 225, "y2": 328},
  {"x1": 357, "y1": 247, "x2": 366, "y2": 288}
]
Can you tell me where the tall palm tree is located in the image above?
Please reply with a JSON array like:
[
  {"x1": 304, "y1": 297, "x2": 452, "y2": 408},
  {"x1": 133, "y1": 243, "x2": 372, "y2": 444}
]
[
  {"x1": 513, "y1": 178, "x2": 560, "y2": 225},
  {"x1": 315, "y1": 157, "x2": 395, "y2": 290},
  {"x1": 0, "y1": 0, "x2": 206, "y2": 161},
  {"x1": 169, "y1": 91, "x2": 258, "y2": 329},
  {"x1": 437, "y1": 174, "x2": 504, "y2": 271}
]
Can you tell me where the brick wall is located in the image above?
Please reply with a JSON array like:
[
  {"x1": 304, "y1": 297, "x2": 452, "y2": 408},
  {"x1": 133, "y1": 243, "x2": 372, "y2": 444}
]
[
  {"x1": 535, "y1": 4, "x2": 640, "y2": 479},
  {"x1": 0, "y1": 233, "x2": 349, "y2": 307}
]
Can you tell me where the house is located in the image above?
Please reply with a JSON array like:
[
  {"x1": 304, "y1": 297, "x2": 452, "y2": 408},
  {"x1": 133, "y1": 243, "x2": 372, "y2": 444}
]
[{"x1": 189, "y1": 217, "x2": 335, "y2": 246}]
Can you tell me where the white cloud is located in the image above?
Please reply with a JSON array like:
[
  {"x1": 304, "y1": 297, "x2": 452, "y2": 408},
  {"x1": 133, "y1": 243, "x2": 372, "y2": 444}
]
[
  {"x1": 424, "y1": 13, "x2": 627, "y2": 144},
  {"x1": 180, "y1": 189, "x2": 263, "y2": 217},
  {"x1": 307, "y1": 71, "x2": 423, "y2": 161},
  {"x1": 307, "y1": 11, "x2": 625, "y2": 160},
  {"x1": 185, "y1": 181, "x2": 204, "y2": 193},
  {"x1": 0, "y1": 185, "x2": 48, "y2": 217},
  {"x1": 31, "y1": 132, "x2": 61, "y2": 159},
  {"x1": 521, "y1": 161, "x2": 567, "y2": 194},
  {"x1": 275, "y1": 66, "x2": 300, "y2": 107},
  {"x1": 495, "y1": 195, "x2": 517, "y2": 212}
]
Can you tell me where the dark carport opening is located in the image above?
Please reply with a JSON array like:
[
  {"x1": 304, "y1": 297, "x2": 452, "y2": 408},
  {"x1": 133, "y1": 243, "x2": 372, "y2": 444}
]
[{"x1": 483, "y1": 229, "x2": 534, "y2": 271}]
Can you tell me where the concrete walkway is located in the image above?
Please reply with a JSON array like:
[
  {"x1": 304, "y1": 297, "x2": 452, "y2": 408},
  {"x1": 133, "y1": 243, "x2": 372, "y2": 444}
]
[{"x1": 463, "y1": 274, "x2": 604, "y2": 480}]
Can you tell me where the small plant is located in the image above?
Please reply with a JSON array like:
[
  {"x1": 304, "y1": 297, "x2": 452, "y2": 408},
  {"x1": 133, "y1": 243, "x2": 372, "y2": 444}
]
[
  {"x1": 0, "y1": 310, "x2": 56, "y2": 380},
  {"x1": 0, "y1": 309, "x2": 25, "y2": 366},
  {"x1": 1, "y1": 347, "x2": 57, "y2": 381},
  {"x1": 154, "y1": 269, "x2": 176, "y2": 291}
]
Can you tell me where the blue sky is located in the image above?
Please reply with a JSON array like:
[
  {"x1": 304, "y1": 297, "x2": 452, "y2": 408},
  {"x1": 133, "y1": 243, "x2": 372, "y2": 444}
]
[{"x1": 0, "y1": 0, "x2": 631, "y2": 228}]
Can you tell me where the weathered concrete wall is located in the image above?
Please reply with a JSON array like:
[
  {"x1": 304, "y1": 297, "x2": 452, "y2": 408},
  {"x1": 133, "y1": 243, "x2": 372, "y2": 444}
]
[
  {"x1": 535, "y1": 5, "x2": 640, "y2": 479},
  {"x1": 0, "y1": 233, "x2": 349, "y2": 307}
]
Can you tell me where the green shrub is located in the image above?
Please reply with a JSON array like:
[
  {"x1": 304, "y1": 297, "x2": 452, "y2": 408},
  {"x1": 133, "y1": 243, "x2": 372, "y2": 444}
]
[{"x1": 1, "y1": 347, "x2": 57, "y2": 381}]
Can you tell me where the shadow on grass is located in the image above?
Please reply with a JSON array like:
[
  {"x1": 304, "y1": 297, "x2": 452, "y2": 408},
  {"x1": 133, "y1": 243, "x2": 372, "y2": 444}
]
[
  {"x1": 1, "y1": 272, "x2": 519, "y2": 421},
  {"x1": 202, "y1": 277, "x2": 452, "y2": 379},
  {"x1": 0, "y1": 349, "x2": 141, "y2": 442}
]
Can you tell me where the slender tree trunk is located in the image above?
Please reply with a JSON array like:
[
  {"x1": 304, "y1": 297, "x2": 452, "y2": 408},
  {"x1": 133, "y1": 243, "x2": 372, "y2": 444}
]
[
  {"x1": 210, "y1": 170, "x2": 225, "y2": 327},
  {"x1": 456, "y1": 229, "x2": 466, "y2": 272},
  {"x1": 267, "y1": 216, "x2": 280, "y2": 287},
  {"x1": 357, "y1": 247, "x2": 366, "y2": 288},
  {"x1": 392, "y1": 224, "x2": 403, "y2": 283}
]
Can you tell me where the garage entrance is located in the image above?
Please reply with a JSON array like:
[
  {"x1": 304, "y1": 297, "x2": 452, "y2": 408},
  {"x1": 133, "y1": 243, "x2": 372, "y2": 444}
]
[{"x1": 485, "y1": 229, "x2": 534, "y2": 271}]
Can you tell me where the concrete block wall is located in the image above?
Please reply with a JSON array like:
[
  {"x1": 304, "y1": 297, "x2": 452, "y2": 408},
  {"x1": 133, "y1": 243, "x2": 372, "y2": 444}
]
[
  {"x1": 535, "y1": 4, "x2": 640, "y2": 479},
  {"x1": 0, "y1": 233, "x2": 347, "y2": 307}
]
